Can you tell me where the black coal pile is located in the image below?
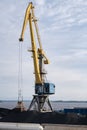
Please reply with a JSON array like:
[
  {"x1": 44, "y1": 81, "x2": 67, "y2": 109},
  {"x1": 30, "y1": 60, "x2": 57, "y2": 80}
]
[
  {"x1": 0, "y1": 108, "x2": 11, "y2": 117},
  {"x1": 0, "y1": 108, "x2": 87, "y2": 125}
]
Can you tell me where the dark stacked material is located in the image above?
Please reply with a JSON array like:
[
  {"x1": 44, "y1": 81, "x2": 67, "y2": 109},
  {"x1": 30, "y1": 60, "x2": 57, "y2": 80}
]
[{"x1": 0, "y1": 108, "x2": 87, "y2": 125}]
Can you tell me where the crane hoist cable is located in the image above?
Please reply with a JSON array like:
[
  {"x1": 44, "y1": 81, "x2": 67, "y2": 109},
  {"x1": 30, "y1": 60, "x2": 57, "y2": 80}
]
[
  {"x1": 18, "y1": 42, "x2": 23, "y2": 102},
  {"x1": 16, "y1": 42, "x2": 26, "y2": 112}
]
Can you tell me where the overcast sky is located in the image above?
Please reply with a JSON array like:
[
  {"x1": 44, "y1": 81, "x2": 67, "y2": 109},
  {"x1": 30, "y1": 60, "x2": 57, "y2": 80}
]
[{"x1": 0, "y1": 0, "x2": 87, "y2": 101}]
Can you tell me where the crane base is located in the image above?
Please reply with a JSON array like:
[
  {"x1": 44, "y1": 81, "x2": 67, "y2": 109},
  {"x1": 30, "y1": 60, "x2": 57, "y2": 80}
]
[{"x1": 28, "y1": 95, "x2": 53, "y2": 112}]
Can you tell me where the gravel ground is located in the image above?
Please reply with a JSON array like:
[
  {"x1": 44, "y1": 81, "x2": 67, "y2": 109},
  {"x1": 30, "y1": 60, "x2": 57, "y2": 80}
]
[{"x1": 42, "y1": 124, "x2": 87, "y2": 130}]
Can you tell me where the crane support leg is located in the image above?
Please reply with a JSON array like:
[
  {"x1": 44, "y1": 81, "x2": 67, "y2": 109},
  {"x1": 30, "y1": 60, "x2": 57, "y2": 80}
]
[{"x1": 28, "y1": 95, "x2": 53, "y2": 112}]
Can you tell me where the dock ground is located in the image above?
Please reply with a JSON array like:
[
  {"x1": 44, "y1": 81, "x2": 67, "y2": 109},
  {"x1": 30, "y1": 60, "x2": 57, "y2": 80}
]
[
  {"x1": 42, "y1": 124, "x2": 87, "y2": 130},
  {"x1": 0, "y1": 123, "x2": 87, "y2": 130}
]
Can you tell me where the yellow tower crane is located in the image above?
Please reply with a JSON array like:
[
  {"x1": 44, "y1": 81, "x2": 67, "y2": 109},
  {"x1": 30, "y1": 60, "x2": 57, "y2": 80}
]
[{"x1": 19, "y1": 2, "x2": 55, "y2": 112}]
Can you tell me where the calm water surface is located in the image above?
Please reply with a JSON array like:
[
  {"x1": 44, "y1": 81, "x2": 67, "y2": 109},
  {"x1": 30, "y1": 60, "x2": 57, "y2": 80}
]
[{"x1": 0, "y1": 101, "x2": 87, "y2": 111}]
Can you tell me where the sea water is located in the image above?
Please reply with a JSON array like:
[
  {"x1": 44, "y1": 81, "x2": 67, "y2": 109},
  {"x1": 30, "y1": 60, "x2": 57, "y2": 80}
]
[{"x1": 0, "y1": 100, "x2": 87, "y2": 111}]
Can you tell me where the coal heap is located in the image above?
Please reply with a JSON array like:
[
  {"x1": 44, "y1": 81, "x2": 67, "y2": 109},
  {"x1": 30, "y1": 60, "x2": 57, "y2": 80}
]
[{"x1": 0, "y1": 108, "x2": 87, "y2": 125}]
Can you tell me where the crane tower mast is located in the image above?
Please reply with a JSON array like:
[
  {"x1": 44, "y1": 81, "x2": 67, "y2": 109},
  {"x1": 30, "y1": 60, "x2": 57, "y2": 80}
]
[{"x1": 19, "y1": 2, "x2": 55, "y2": 112}]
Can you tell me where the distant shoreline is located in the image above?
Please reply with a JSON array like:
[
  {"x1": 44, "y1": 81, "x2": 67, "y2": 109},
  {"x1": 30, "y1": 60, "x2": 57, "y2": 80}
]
[{"x1": 0, "y1": 100, "x2": 87, "y2": 103}]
